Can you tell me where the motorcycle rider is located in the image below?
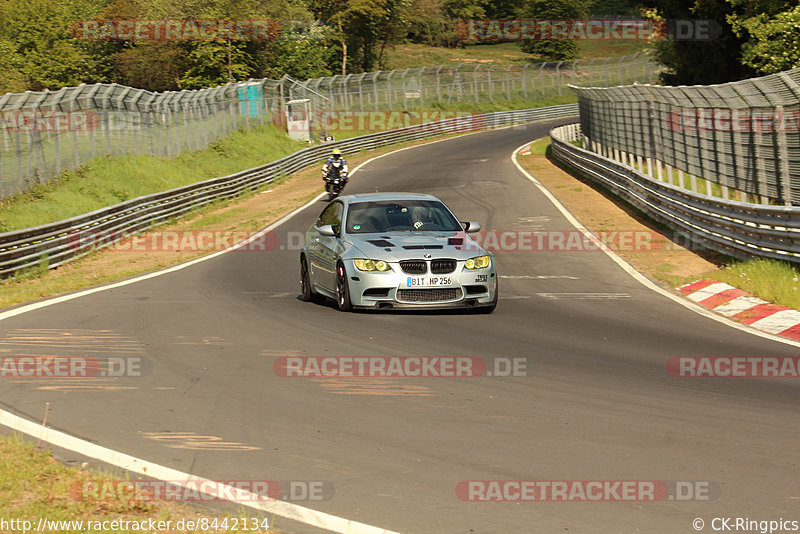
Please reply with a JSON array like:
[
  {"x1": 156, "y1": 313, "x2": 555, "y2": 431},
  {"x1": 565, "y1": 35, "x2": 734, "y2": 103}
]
[{"x1": 322, "y1": 148, "x2": 349, "y2": 183}]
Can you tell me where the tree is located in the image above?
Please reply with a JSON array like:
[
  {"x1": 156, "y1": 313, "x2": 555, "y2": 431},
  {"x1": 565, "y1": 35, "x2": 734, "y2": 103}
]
[
  {"x1": 520, "y1": 0, "x2": 586, "y2": 61},
  {"x1": 0, "y1": 0, "x2": 103, "y2": 90},
  {"x1": 644, "y1": 0, "x2": 795, "y2": 85},
  {"x1": 731, "y1": 3, "x2": 800, "y2": 75},
  {"x1": 255, "y1": 23, "x2": 333, "y2": 79},
  {"x1": 311, "y1": 0, "x2": 412, "y2": 73}
]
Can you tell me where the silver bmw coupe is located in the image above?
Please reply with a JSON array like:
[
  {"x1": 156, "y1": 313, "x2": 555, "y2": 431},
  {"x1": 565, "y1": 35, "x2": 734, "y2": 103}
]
[{"x1": 300, "y1": 193, "x2": 497, "y2": 312}]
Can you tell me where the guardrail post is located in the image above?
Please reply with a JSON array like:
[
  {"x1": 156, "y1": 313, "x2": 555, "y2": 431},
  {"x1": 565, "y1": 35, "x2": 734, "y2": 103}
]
[{"x1": 776, "y1": 105, "x2": 793, "y2": 205}]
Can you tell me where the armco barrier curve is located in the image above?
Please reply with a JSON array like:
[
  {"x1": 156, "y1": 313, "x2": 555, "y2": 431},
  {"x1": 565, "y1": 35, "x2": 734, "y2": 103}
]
[
  {"x1": 0, "y1": 104, "x2": 578, "y2": 277},
  {"x1": 550, "y1": 123, "x2": 800, "y2": 264}
]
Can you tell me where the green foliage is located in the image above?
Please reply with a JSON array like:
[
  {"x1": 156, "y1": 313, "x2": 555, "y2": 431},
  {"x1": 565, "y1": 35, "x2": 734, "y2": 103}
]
[
  {"x1": 732, "y1": 3, "x2": 800, "y2": 74},
  {"x1": 520, "y1": 0, "x2": 586, "y2": 61},
  {"x1": 255, "y1": 23, "x2": 334, "y2": 78},
  {"x1": 0, "y1": 0, "x2": 104, "y2": 90},
  {"x1": 646, "y1": 0, "x2": 796, "y2": 85},
  {"x1": 180, "y1": 41, "x2": 254, "y2": 88},
  {"x1": 406, "y1": 0, "x2": 486, "y2": 47}
]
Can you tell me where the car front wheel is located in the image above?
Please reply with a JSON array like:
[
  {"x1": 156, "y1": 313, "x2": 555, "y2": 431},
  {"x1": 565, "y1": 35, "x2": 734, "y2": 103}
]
[
  {"x1": 335, "y1": 261, "x2": 353, "y2": 311},
  {"x1": 300, "y1": 255, "x2": 318, "y2": 302}
]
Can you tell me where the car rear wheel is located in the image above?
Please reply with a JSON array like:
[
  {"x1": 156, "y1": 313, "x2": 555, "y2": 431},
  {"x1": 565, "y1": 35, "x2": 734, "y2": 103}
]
[{"x1": 335, "y1": 261, "x2": 353, "y2": 311}]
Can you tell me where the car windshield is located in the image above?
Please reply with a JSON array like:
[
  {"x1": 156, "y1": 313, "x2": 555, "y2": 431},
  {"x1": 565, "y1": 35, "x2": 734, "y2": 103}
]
[{"x1": 346, "y1": 200, "x2": 462, "y2": 233}]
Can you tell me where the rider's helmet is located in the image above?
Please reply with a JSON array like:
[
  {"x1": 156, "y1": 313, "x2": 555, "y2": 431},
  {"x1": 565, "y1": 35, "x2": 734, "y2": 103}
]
[{"x1": 331, "y1": 148, "x2": 342, "y2": 160}]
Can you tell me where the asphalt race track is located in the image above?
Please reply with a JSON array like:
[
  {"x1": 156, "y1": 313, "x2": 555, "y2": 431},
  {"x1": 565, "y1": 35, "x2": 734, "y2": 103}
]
[{"x1": 2, "y1": 119, "x2": 799, "y2": 533}]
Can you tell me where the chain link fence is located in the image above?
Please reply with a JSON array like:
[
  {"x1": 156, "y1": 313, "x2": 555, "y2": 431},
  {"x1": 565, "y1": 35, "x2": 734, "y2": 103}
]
[
  {"x1": 573, "y1": 68, "x2": 800, "y2": 205},
  {"x1": 0, "y1": 52, "x2": 656, "y2": 200}
]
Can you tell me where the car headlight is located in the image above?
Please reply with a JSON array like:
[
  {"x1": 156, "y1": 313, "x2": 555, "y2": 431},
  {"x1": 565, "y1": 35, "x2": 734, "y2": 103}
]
[
  {"x1": 354, "y1": 259, "x2": 391, "y2": 272},
  {"x1": 464, "y1": 255, "x2": 491, "y2": 269}
]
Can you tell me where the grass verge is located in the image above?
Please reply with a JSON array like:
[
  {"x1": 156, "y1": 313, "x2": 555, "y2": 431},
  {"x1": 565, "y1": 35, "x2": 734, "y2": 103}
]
[
  {"x1": 0, "y1": 124, "x2": 308, "y2": 233},
  {"x1": 520, "y1": 137, "x2": 800, "y2": 310},
  {"x1": 0, "y1": 434, "x2": 274, "y2": 533}
]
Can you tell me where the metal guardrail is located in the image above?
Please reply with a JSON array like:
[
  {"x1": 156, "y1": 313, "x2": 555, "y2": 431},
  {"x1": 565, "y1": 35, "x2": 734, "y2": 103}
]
[
  {"x1": 0, "y1": 104, "x2": 578, "y2": 277},
  {"x1": 571, "y1": 67, "x2": 800, "y2": 205},
  {"x1": 550, "y1": 123, "x2": 800, "y2": 264}
]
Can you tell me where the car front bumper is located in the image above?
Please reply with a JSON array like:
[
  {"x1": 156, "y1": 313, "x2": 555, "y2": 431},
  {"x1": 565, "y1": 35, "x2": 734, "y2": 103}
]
[{"x1": 345, "y1": 260, "x2": 497, "y2": 310}]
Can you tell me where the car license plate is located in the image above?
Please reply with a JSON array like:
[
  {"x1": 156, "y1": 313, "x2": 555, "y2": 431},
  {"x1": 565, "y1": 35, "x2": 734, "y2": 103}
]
[{"x1": 407, "y1": 276, "x2": 453, "y2": 287}]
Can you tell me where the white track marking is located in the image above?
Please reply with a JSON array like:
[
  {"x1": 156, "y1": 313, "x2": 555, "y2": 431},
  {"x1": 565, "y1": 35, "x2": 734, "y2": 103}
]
[
  {"x1": 511, "y1": 141, "x2": 800, "y2": 349},
  {"x1": 685, "y1": 282, "x2": 736, "y2": 302},
  {"x1": 749, "y1": 310, "x2": 800, "y2": 335},
  {"x1": 712, "y1": 296, "x2": 769, "y2": 317}
]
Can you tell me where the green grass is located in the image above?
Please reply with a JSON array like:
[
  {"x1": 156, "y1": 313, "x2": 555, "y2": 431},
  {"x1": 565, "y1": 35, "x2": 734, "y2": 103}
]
[
  {"x1": 383, "y1": 41, "x2": 651, "y2": 69},
  {"x1": 704, "y1": 259, "x2": 800, "y2": 310},
  {"x1": 528, "y1": 137, "x2": 551, "y2": 155},
  {"x1": 0, "y1": 434, "x2": 274, "y2": 532},
  {"x1": 576, "y1": 39, "x2": 650, "y2": 59},
  {"x1": 0, "y1": 124, "x2": 308, "y2": 233}
]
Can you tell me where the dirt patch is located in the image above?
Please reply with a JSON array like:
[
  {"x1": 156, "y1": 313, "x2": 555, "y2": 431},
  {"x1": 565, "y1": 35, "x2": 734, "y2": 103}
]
[{"x1": 517, "y1": 147, "x2": 721, "y2": 287}]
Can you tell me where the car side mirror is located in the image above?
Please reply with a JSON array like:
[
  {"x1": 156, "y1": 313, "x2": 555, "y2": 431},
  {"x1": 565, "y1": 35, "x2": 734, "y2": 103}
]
[
  {"x1": 462, "y1": 221, "x2": 482, "y2": 233},
  {"x1": 318, "y1": 224, "x2": 336, "y2": 236}
]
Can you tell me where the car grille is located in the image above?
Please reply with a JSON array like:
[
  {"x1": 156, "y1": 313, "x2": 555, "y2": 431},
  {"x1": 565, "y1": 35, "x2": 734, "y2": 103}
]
[
  {"x1": 400, "y1": 260, "x2": 427, "y2": 274},
  {"x1": 430, "y1": 259, "x2": 456, "y2": 274},
  {"x1": 397, "y1": 288, "x2": 463, "y2": 302}
]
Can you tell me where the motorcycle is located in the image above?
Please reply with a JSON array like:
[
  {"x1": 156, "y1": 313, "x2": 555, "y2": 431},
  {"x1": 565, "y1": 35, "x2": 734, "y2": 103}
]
[{"x1": 323, "y1": 161, "x2": 348, "y2": 200}]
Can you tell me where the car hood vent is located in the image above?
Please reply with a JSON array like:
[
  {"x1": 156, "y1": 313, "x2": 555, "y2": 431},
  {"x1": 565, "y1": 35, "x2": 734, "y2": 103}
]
[
  {"x1": 402, "y1": 245, "x2": 444, "y2": 250},
  {"x1": 367, "y1": 239, "x2": 395, "y2": 247}
]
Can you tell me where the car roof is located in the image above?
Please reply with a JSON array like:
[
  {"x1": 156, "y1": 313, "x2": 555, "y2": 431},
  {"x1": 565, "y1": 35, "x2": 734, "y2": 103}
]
[{"x1": 337, "y1": 192, "x2": 441, "y2": 205}]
